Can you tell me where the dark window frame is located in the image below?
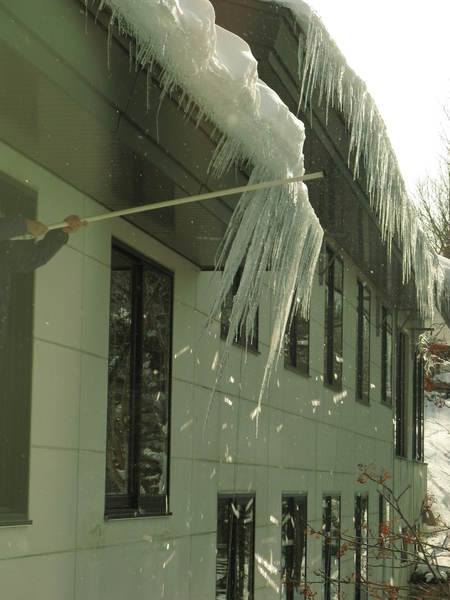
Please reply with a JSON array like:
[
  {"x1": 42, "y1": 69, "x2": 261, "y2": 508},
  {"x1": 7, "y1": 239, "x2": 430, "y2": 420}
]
[
  {"x1": 105, "y1": 240, "x2": 173, "y2": 519},
  {"x1": 0, "y1": 172, "x2": 36, "y2": 527},
  {"x1": 381, "y1": 307, "x2": 393, "y2": 405},
  {"x1": 284, "y1": 300, "x2": 310, "y2": 376},
  {"x1": 395, "y1": 331, "x2": 407, "y2": 458},
  {"x1": 355, "y1": 494, "x2": 369, "y2": 600},
  {"x1": 216, "y1": 493, "x2": 255, "y2": 600},
  {"x1": 220, "y1": 266, "x2": 259, "y2": 353},
  {"x1": 413, "y1": 353, "x2": 425, "y2": 462},
  {"x1": 356, "y1": 280, "x2": 371, "y2": 404},
  {"x1": 281, "y1": 494, "x2": 308, "y2": 599},
  {"x1": 322, "y1": 494, "x2": 341, "y2": 600},
  {"x1": 324, "y1": 248, "x2": 343, "y2": 390}
]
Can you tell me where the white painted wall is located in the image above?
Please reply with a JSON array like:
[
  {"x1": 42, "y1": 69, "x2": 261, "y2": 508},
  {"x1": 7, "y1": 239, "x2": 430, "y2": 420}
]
[{"x1": 0, "y1": 140, "x2": 427, "y2": 599}]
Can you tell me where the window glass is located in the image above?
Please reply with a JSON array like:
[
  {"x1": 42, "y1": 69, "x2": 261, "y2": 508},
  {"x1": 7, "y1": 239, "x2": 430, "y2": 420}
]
[
  {"x1": 356, "y1": 281, "x2": 370, "y2": 403},
  {"x1": 284, "y1": 300, "x2": 310, "y2": 375},
  {"x1": 281, "y1": 495, "x2": 307, "y2": 599},
  {"x1": 139, "y1": 268, "x2": 171, "y2": 497},
  {"x1": 322, "y1": 495, "x2": 341, "y2": 600},
  {"x1": 395, "y1": 332, "x2": 407, "y2": 458},
  {"x1": 216, "y1": 495, "x2": 255, "y2": 600},
  {"x1": 0, "y1": 173, "x2": 36, "y2": 526},
  {"x1": 413, "y1": 354, "x2": 425, "y2": 461},
  {"x1": 381, "y1": 308, "x2": 393, "y2": 404},
  {"x1": 105, "y1": 264, "x2": 133, "y2": 496},
  {"x1": 355, "y1": 494, "x2": 369, "y2": 600},
  {"x1": 324, "y1": 249, "x2": 343, "y2": 388},
  {"x1": 105, "y1": 243, "x2": 172, "y2": 516}
]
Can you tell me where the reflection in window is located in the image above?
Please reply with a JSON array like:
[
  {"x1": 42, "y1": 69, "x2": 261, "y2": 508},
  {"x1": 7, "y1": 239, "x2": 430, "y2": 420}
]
[
  {"x1": 355, "y1": 494, "x2": 369, "y2": 600},
  {"x1": 381, "y1": 307, "x2": 393, "y2": 404},
  {"x1": 281, "y1": 495, "x2": 307, "y2": 599},
  {"x1": 395, "y1": 332, "x2": 407, "y2": 458},
  {"x1": 378, "y1": 492, "x2": 391, "y2": 585},
  {"x1": 324, "y1": 249, "x2": 343, "y2": 389},
  {"x1": 216, "y1": 495, "x2": 255, "y2": 600},
  {"x1": 105, "y1": 243, "x2": 172, "y2": 517},
  {"x1": 356, "y1": 281, "x2": 371, "y2": 403},
  {"x1": 322, "y1": 495, "x2": 341, "y2": 600},
  {"x1": 413, "y1": 354, "x2": 425, "y2": 461},
  {"x1": 284, "y1": 299, "x2": 310, "y2": 375}
]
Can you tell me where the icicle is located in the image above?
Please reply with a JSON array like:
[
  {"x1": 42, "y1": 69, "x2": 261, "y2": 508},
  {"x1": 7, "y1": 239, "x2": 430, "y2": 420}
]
[
  {"x1": 207, "y1": 164, "x2": 322, "y2": 434},
  {"x1": 97, "y1": 0, "x2": 324, "y2": 430},
  {"x1": 146, "y1": 67, "x2": 151, "y2": 111},
  {"x1": 106, "y1": 12, "x2": 115, "y2": 71},
  {"x1": 296, "y1": 8, "x2": 443, "y2": 319},
  {"x1": 83, "y1": 0, "x2": 89, "y2": 35}
]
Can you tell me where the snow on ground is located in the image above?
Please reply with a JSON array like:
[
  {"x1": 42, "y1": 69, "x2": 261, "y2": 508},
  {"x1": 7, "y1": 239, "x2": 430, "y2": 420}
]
[{"x1": 425, "y1": 401, "x2": 450, "y2": 566}]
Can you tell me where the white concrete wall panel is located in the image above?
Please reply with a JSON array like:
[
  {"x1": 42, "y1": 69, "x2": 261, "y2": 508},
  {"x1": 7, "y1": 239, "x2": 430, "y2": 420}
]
[{"x1": 0, "y1": 139, "x2": 427, "y2": 598}]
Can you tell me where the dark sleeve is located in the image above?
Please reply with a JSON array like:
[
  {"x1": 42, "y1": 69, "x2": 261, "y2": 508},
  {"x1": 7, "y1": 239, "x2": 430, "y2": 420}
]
[
  {"x1": 12, "y1": 229, "x2": 69, "y2": 273},
  {"x1": 0, "y1": 216, "x2": 27, "y2": 241}
]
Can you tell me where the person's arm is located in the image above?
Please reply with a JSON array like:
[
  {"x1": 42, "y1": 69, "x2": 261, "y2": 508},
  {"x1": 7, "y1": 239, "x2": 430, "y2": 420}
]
[
  {"x1": 11, "y1": 215, "x2": 87, "y2": 273},
  {"x1": 0, "y1": 216, "x2": 28, "y2": 241},
  {"x1": 12, "y1": 230, "x2": 69, "y2": 273}
]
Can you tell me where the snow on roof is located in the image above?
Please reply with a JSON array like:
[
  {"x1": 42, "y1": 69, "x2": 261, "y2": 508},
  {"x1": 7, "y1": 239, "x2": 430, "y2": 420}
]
[
  {"x1": 102, "y1": 0, "x2": 323, "y2": 419},
  {"x1": 268, "y1": 0, "x2": 445, "y2": 317},
  {"x1": 99, "y1": 0, "x2": 444, "y2": 417}
]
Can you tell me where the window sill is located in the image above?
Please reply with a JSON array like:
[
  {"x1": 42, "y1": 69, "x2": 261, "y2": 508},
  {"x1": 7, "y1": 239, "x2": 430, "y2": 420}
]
[
  {"x1": 284, "y1": 364, "x2": 310, "y2": 379},
  {"x1": 323, "y1": 382, "x2": 342, "y2": 393},
  {"x1": 0, "y1": 516, "x2": 32, "y2": 528},
  {"x1": 355, "y1": 397, "x2": 370, "y2": 406},
  {"x1": 105, "y1": 511, "x2": 172, "y2": 521},
  {"x1": 381, "y1": 400, "x2": 393, "y2": 408},
  {"x1": 394, "y1": 454, "x2": 409, "y2": 462},
  {"x1": 226, "y1": 337, "x2": 260, "y2": 355}
]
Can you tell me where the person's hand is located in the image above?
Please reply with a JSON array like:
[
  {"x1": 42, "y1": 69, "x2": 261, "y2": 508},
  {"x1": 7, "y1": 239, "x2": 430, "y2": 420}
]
[
  {"x1": 62, "y1": 215, "x2": 88, "y2": 234},
  {"x1": 26, "y1": 219, "x2": 48, "y2": 238}
]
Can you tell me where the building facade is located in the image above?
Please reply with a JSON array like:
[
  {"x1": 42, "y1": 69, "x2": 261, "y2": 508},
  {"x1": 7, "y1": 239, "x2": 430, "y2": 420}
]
[{"x1": 0, "y1": 0, "x2": 441, "y2": 598}]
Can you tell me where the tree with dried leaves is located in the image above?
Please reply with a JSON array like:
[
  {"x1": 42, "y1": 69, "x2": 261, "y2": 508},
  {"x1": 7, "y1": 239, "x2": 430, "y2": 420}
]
[
  {"x1": 415, "y1": 106, "x2": 450, "y2": 259},
  {"x1": 294, "y1": 465, "x2": 450, "y2": 600}
]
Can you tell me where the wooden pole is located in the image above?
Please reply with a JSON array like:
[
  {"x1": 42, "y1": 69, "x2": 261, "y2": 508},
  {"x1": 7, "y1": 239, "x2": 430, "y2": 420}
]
[{"x1": 11, "y1": 171, "x2": 324, "y2": 240}]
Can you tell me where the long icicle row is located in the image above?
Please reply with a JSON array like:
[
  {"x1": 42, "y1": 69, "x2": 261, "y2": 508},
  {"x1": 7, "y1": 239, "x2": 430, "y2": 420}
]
[
  {"x1": 297, "y1": 9, "x2": 444, "y2": 317},
  {"x1": 97, "y1": 0, "x2": 324, "y2": 429}
]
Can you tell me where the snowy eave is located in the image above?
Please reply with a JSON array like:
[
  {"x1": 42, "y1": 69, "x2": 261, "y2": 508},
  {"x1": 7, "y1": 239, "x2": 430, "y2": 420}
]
[
  {"x1": 101, "y1": 0, "x2": 312, "y2": 181},
  {"x1": 262, "y1": 0, "x2": 445, "y2": 317},
  {"x1": 100, "y1": 0, "x2": 323, "y2": 414},
  {"x1": 97, "y1": 0, "x2": 444, "y2": 413}
]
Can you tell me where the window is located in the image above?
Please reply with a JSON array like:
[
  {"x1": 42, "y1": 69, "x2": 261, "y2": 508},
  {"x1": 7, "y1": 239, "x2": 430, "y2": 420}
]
[
  {"x1": 356, "y1": 281, "x2": 370, "y2": 403},
  {"x1": 322, "y1": 495, "x2": 341, "y2": 600},
  {"x1": 413, "y1": 353, "x2": 425, "y2": 461},
  {"x1": 281, "y1": 494, "x2": 308, "y2": 599},
  {"x1": 284, "y1": 300, "x2": 310, "y2": 375},
  {"x1": 381, "y1": 307, "x2": 393, "y2": 405},
  {"x1": 395, "y1": 331, "x2": 407, "y2": 458},
  {"x1": 221, "y1": 266, "x2": 258, "y2": 352},
  {"x1": 324, "y1": 249, "x2": 343, "y2": 389},
  {"x1": 0, "y1": 173, "x2": 36, "y2": 526},
  {"x1": 105, "y1": 243, "x2": 173, "y2": 517},
  {"x1": 216, "y1": 494, "x2": 255, "y2": 600},
  {"x1": 378, "y1": 493, "x2": 391, "y2": 584},
  {"x1": 355, "y1": 494, "x2": 369, "y2": 600}
]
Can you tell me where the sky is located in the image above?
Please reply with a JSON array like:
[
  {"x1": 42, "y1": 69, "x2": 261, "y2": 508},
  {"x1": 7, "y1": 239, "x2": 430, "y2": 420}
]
[{"x1": 306, "y1": 0, "x2": 449, "y2": 196}]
